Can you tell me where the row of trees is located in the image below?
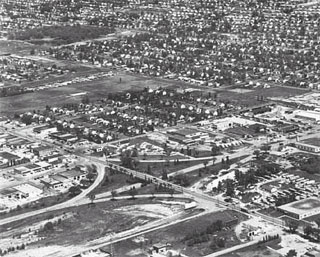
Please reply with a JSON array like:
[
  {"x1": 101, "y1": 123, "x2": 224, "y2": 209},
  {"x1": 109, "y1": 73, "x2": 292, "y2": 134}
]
[{"x1": 0, "y1": 244, "x2": 25, "y2": 256}]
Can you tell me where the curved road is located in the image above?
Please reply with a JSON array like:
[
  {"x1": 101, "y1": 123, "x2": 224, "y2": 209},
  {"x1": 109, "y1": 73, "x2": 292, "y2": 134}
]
[{"x1": 0, "y1": 162, "x2": 105, "y2": 226}]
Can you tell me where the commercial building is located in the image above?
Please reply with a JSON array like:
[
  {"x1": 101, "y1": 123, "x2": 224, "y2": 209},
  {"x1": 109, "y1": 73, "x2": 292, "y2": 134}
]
[
  {"x1": 278, "y1": 197, "x2": 320, "y2": 220},
  {"x1": 0, "y1": 151, "x2": 24, "y2": 167},
  {"x1": 295, "y1": 137, "x2": 320, "y2": 153},
  {"x1": 0, "y1": 188, "x2": 28, "y2": 200},
  {"x1": 59, "y1": 169, "x2": 86, "y2": 182},
  {"x1": 212, "y1": 117, "x2": 256, "y2": 131},
  {"x1": 50, "y1": 132, "x2": 78, "y2": 143},
  {"x1": 167, "y1": 128, "x2": 209, "y2": 145},
  {"x1": 295, "y1": 110, "x2": 320, "y2": 122},
  {"x1": 33, "y1": 125, "x2": 57, "y2": 134},
  {"x1": 32, "y1": 145, "x2": 54, "y2": 157}
]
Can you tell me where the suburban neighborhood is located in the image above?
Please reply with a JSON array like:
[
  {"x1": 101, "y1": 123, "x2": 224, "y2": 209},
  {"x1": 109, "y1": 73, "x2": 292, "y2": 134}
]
[{"x1": 2, "y1": 0, "x2": 320, "y2": 257}]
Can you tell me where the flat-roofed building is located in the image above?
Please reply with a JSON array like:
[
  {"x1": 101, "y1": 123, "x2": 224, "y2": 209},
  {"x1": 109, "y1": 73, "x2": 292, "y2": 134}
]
[
  {"x1": 32, "y1": 145, "x2": 54, "y2": 157},
  {"x1": 278, "y1": 197, "x2": 320, "y2": 219},
  {"x1": 295, "y1": 137, "x2": 320, "y2": 153}
]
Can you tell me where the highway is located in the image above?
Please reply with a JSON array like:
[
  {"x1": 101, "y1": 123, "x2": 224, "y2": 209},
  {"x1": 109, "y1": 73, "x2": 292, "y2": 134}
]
[{"x1": 0, "y1": 123, "x2": 292, "y2": 257}]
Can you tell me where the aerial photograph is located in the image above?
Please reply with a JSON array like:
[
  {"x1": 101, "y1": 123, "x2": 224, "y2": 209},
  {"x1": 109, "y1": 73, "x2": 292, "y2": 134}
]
[{"x1": 1, "y1": 0, "x2": 320, "y2": 256}]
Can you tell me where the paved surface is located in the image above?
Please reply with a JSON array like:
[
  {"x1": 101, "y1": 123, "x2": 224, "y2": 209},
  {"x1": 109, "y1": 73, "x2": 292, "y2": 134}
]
[
  {"x1": 0, "y1": 161, "x2": 105, "y2": 226},
  {"x1": 203, "y1": 240, "x2": 258, "y2": 257}
]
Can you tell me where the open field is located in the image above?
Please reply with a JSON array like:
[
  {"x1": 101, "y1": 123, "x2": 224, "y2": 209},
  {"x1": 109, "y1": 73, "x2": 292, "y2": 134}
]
[
  {"x1": 0, "y1": 40, "x2": 42, "y2": 55},
  {"x1": 215, "y1": 85, "x2": 308, "y2": 107},
  {"x1": 0, "y1": 198, "x2": 185, "y2": 248},
  {"x1": 91, "y1": 172, "x2": 133, "y2": 195},
  {"x1": 0, "y1": 72, "x2": 170, "y2": 116},
  {"x1": 113, "y1": 210, "x2": 247, "y2": 257}
]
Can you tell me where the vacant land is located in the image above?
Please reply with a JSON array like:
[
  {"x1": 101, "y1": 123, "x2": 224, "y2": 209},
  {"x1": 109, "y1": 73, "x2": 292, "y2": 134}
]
[
  {"x1": 0, "y1": 40, "x2": 40, "y2": 55},
  {"x1": 1, "y1": 198, "x2": 182, "y2": 247},
  {"x1": 0, "y1": 72, "x2": 170, "y2": 115},
  {"x1": 8, "y1": 25, "x2": 115, "y2": 45},
  {"x1": 215, "y1": 85, "x2": 307, "y2": 107},
  {"x1": 113, "y1": 210, "x2": 248, "y2": 257}
]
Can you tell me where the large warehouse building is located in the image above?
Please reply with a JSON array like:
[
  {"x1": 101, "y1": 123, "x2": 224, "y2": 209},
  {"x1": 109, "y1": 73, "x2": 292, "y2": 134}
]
[
  {"x1": 295, "y1": 137, "x2": 320, "y2": 153},
  {"x1": 278, "y1": 197, "x2": 320, "y2": 220}
]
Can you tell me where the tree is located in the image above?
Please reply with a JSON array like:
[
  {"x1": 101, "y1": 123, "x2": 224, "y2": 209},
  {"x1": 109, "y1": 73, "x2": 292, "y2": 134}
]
[
  {"x1": 111, "y1": 190, "x2": 117, "y2": 200},
  {"x1": 225, "y1": 179, "x2": 235, "y2": 197},
  {"x1": 89, "y1": 194, "x2": 95, "y2": 205},
  {"x1": 120, "y1": 150, "x2": 133, "y2": 168},
  {"x1": 261, "y1": 144, "x2": 271, "y2": 153},
  {"x1": 285, "y1": 249, "x2": 297, "y2": 257},
  {"x1": 81, "y1": 95, "x2": 90, "y2": 105},
  {"x1": 162, "y1": 169, "x2": 168, "y2": 180},
  {"x1": 129, "y1": 187, "x2": 137, "y2": 199},
  {"x1": 68, "y1": 186, "x2": 81, "y2": 197},
  {"x1": 216, "y1": 237, "x2": 225, "y2": 248},
  {"x1": 203, "y1": 160, "x2": 208, "y2": 170},
  {"x1": 217, "y1": 181, "x2": 223, "y2": 193},
  {"x1": 253, "y1": 150, "x2": 260, "y2": 159},
  {"x1": 287, "y1": 220, "x2": 299, "y2": 233},
  {"x1": 304, "y1": 225, "x2": 313, "y2": 237},
  {"x1": 211, "y1": 144, "x2": 220, "y2": 156},
  {"x1": 43, "y1": 221, "x2": 54, "y2": 231},
  {"x1": 86, "y1": 172, "x2": 95, "y2": 182}
]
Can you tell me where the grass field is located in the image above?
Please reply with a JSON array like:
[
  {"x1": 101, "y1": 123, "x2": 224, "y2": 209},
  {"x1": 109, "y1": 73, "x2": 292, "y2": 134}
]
[
  {"x1": 91, "y1": 172, "x2": 133, "y2": 195},
  {"x1": 1, "y1": 198, "x2": 179, "y2": 247},
  {"x1": 0, "y1": 72, "x2": 169, "y2": 116},
  {"x1": 215, "y1": 85, "x2": 307, "y2": 107},
  {"x1": 112, "y1": 210, "x2": 248, "y2": 257},
  {"x1": 0, "y1": 40, "x2": 41, "y2": 55}
]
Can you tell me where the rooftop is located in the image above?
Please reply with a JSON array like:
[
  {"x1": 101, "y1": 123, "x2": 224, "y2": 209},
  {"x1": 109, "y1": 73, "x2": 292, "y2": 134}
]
[
  {"x1": 279, "y1": 197, "x2": 320, "y2": 215},
  {"x1": 0, "y1": 151, "x2": 20, "y2": 160},
  {"x1": 301, "y1": 137, "x2": 320, "y2": 147}
]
